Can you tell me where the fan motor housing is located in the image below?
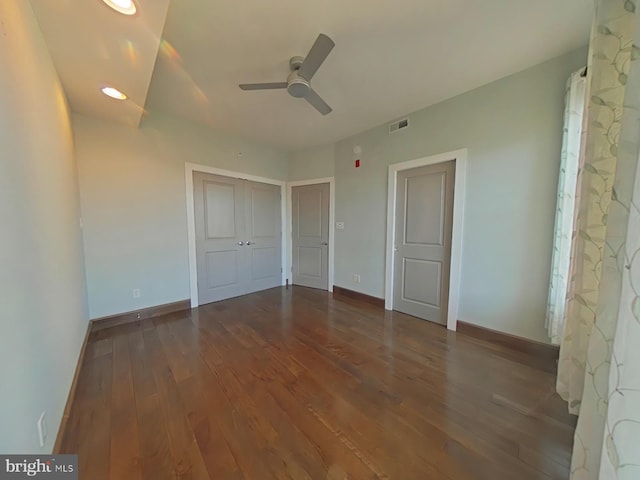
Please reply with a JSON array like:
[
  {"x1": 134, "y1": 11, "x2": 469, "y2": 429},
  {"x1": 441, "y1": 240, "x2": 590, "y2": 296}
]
[{"x1": 287, "y1": 71, "x2": 310, "y2": 98}]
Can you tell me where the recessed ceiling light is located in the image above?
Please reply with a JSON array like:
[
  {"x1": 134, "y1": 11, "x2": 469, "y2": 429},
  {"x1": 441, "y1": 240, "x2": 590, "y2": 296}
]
[
  {"x1": 101, "y1": 86, "x2": 127, "y2": 100},
  {"x1": 102, "y1": 0, "x2": 136, "y2": 15}
]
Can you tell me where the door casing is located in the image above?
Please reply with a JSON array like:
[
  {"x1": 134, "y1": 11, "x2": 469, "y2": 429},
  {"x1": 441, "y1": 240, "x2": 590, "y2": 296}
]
[
  {"x1": 385, "y1": 149, "x2": 467, "y2": 331},
  {"x1": 186, "y1": 163, "x2": 287, "y2": 308}
]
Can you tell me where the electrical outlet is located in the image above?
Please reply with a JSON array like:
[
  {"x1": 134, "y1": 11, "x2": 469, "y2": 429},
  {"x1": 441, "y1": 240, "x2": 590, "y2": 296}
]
[
  {"x1": 132, "y1": 288, "x2": 141, "y2": 299},
  {"x1": 336, "y1": 222, "x2": 345, "y2": 230},
  {"x1": 352, "y1": 274, "x2": 361, "y2": 283},
  {"x1": 37, "y1": 411, "x2": 47, "y2": 448}
]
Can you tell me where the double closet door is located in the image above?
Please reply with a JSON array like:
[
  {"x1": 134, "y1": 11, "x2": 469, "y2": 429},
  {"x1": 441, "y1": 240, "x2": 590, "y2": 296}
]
[{"x1": 193, "y1": 172, "x2": 282, "y2": 305}]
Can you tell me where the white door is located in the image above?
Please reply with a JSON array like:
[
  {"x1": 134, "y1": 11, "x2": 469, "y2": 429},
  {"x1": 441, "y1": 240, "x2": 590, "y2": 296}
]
[
  {"x1": 292, "y1": 183, "x2": 329, "y2": 290},
  {"x1": 193, "y1": 172, "x2": 282, "y2": 305},
  {"x1": 393, "y1": 161, "x2": 455, "y2": 325}
]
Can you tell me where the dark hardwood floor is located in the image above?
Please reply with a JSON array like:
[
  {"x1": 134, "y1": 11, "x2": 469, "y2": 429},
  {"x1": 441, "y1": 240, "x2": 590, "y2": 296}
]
[{"x1": 60, "y1": 286, "x2": 576, "y2": 480}]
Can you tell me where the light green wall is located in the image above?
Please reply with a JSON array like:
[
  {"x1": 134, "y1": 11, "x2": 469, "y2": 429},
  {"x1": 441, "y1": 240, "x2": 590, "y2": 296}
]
[
  {"x1": 0, "y1": 1, "x2": 88, "y2": 452},
  {"x1": 74, "y1": 113, "x2": 289, "y2": 319},
  {"x1": 288, "y1": 144, "x2": 335, "y2": 181},
  {"x1": 74, "y1": 46, "x2": 588, "y2": 343},
  {"x1": 333, "y1": 47, "x2": 588, "y2": 343}
]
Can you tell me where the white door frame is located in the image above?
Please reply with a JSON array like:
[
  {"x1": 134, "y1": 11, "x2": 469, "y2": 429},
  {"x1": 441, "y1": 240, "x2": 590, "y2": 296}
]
[
  {"x1": 185, "y1": 163, "x2": 287, "y2": 308},
  {"x1": 287, "y1": 177, "x2": 335, "y2": 292},
  {"x1": 385, "y1": 149, "x2": 467, "y2": 331}
]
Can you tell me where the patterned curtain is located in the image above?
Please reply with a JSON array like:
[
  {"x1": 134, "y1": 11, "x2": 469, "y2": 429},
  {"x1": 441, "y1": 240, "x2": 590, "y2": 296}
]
[
  {"x1": 546, "y1": 70, "x2": 586, "y2": 345},
  {"x1": 555, "y1": 0, "x2": 640, "y2": 478},
  {"x1": 599, "y1": 120, "x2": 640, "y2": 479}
]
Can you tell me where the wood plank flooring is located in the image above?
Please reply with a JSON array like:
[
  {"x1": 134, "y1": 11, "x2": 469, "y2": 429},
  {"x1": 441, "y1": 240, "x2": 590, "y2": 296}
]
[{"x1": 60, "y1": 286, "x2": 576, "y2": 479}]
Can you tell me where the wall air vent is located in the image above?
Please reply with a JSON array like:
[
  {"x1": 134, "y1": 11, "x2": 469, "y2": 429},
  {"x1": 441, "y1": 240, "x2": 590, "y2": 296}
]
[{"x1": 389, "y1": 118, "x2": 409, "y2": 134}]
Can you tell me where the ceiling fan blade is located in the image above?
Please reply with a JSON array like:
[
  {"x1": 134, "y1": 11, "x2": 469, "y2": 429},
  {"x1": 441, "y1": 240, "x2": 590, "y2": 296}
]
[
  {"x1": 298, "y1": 34, "x2": 335, "y2": 81},
  {"x1": 239, "y1": 82, "x2": 287, "y2": 91},
  {"x1": 305, "y1": 88, "x2": 332, "y2": 115}
]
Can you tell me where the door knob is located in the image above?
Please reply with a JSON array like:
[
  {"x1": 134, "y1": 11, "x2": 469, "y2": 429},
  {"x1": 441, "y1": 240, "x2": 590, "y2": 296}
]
[
  {"x1": 246, "y1": 241, "x2": 254, "y2": 245},
  {"x1": 236, "y1": 241, "x2": 245, "y2": 246}
]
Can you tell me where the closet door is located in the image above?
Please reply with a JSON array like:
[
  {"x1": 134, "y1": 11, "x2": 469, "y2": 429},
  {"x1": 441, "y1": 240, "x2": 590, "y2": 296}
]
[
  {"x1": 193, "y1": 172, "x2": 247, "y2": 304},
  {"x1": 244, "y1": 180, "x2": 282, "y2": 294},
  {"x1": 194, "y1": 172, "x2": 282, "y2": 305}
]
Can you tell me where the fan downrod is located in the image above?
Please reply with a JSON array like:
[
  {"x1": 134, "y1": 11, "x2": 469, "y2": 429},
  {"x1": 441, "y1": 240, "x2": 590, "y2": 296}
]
[{"x1": 289, "y1": 56, "x2": 305, "y2": 71}]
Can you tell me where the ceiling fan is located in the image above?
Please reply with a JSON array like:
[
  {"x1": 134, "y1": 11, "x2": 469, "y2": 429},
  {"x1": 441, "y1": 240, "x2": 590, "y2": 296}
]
[{"x1": 239, "y1": 34, "x2": 335, "y2": 115}]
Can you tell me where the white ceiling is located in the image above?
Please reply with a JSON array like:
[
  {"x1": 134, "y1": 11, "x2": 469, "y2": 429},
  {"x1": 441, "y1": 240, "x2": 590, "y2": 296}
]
[
  {"x1": 32, "y1": 0, "x2": 592, "y2": 150},
  {"x1": 30, "y1": 0, "x2": 170, "y2": 128}
]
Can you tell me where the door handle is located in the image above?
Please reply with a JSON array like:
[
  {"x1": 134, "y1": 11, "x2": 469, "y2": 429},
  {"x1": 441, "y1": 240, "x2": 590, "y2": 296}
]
[
  {"x1": 321, "y1": 242, "x2": 328, "y2": 245},
  {"x1": 246, "y1": 241, "x2": 254, "y2": 245},
  {"x1": 236, "y1": 241, "x2": 245, "y2": 246}
]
